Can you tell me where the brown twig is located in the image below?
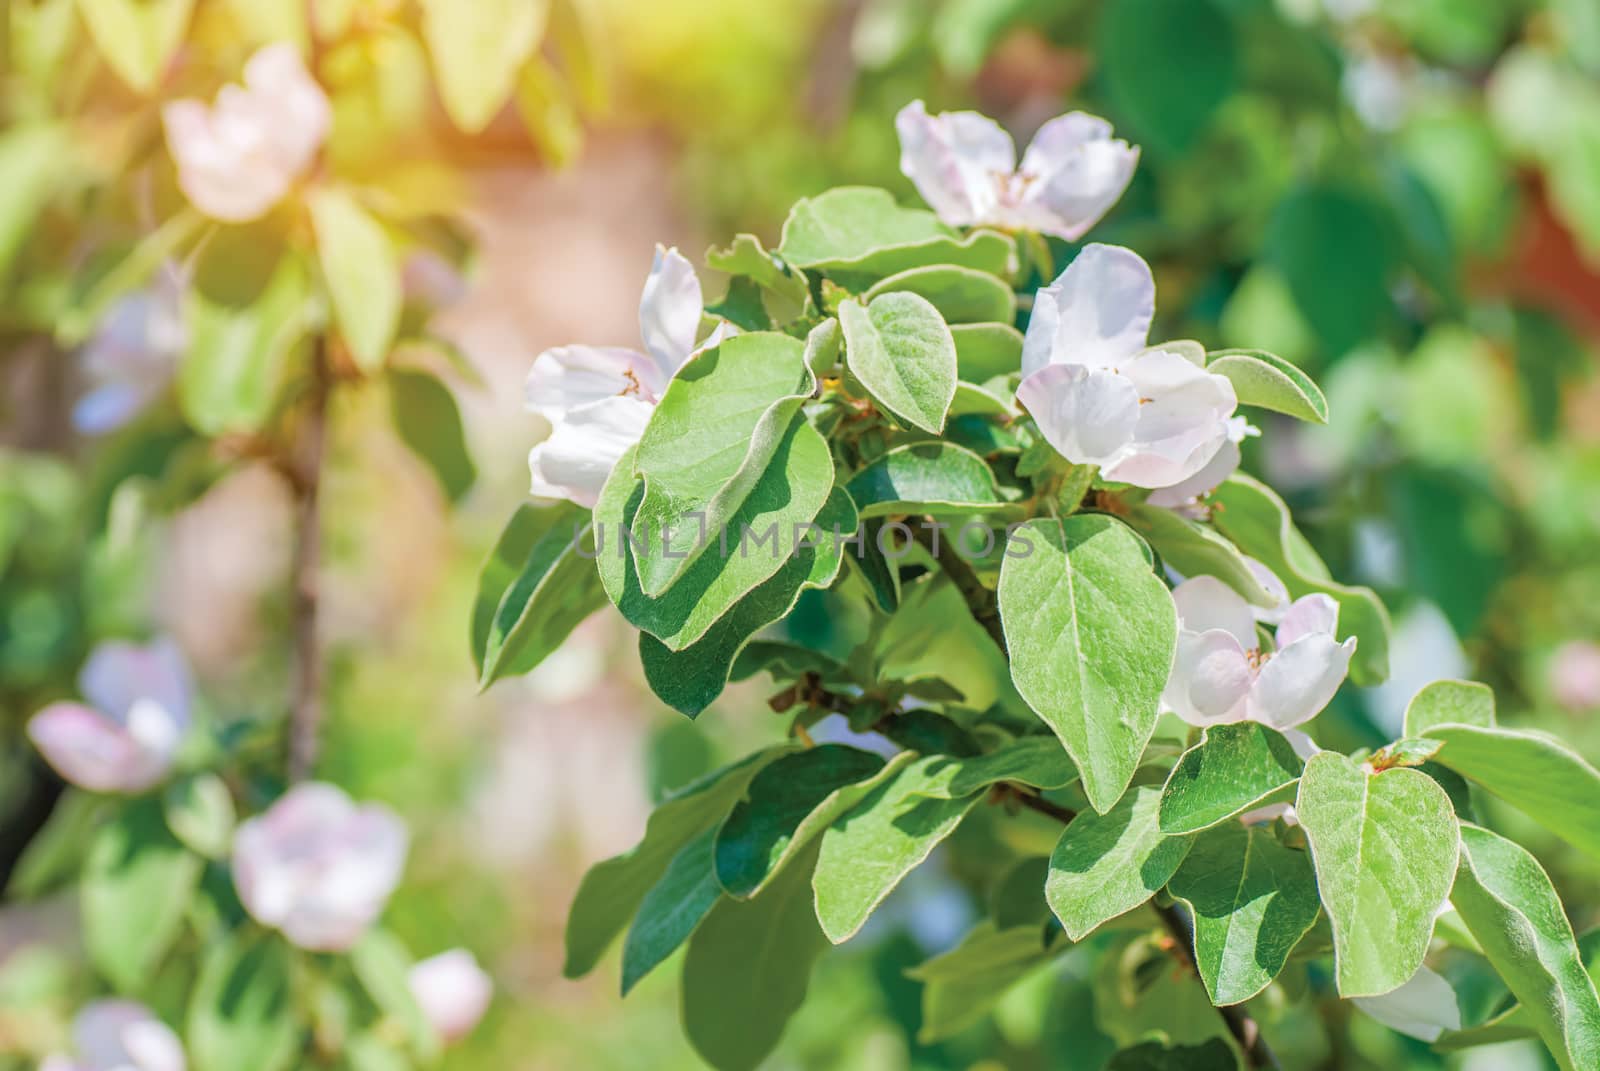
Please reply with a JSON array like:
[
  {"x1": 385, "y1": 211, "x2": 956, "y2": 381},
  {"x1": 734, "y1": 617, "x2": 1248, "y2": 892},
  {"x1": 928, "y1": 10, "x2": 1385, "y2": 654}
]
[
  {"x1": 285, "y1": 338, "x2": 331, "y2": 782},
  {"x1": 911, "y1": 524, "x2": 1006, "y2": 652},
  {"x1": 1010, "y1": 791, "x2": 1280, "y2": 1069}
]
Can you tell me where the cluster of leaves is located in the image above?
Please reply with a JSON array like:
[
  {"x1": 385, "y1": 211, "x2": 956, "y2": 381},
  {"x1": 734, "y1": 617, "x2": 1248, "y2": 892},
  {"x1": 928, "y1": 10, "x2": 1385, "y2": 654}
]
[{"x1": 479, "y1": 175, "x2": 1600, "y2": 1070}]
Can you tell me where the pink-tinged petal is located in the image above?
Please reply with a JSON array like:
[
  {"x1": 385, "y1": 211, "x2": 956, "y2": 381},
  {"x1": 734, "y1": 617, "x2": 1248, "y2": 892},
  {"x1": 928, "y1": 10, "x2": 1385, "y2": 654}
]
[
  {"x1": 1549, "y1": 640, "x2": 1600, "y2": 712},
  {"x1": 27, "y1": 703, "x2": 170, "y2": 793},
  {"x1": 1144, "y1": 437, "x2": 1241, "y2": 507},
  {"x1": 1171, "y1": 576, "x2": 1257, "y2": 649},
  {"x1": 528, "y1": 395, "x2": 654, "y2": 508},
  {"x1": 895, "y1": 100, "x2": 1016, "y2": 228},
  {"x1": 1016, "y1": 363, "x2": 1140, "y2": 467},
  {"x1": 79, "y1": 637, "x2": 192, "y2": 727},
  {"x1": 1105, "y1": 351, "x2": 1238, "y2": 489},
  {"x1": 1020, "y1": 244, "x2": 1154, "y2": 377},
  {"x1": 1016, "y1": 112, "x2": 1140, "y2": 241},
  {"x1": 1245, "y1": 558, "x2": 1291, "y2": 624},
  {"x1": 638, "y1": 246, "x2": 704, "y2": 376},
  {"x1": 233, "y1": 783, "x2": 408, "y2": 952},
  {"x1": 1276, "y1": 593, "x2": 1340, "y2": 647},
  {"x1": 241, "y1": 43, "x2": 331, "y2": 177},
  {"x1": 73, "y1": 1000, "x2": 185, "y2": 1071},
  {"x1": 1163, "y1": 628, "x2": 1253, "y2": 727},
  {"x1": 1352, "y1": 964, "x2": 1461, "y2": 1041},
  {"x1": 1238, "y1": 802, "x2": 1296, "y2": 826},
  {"x1": 410, "y1": 949, "x2": 493, "y2": 1043},
  {"x1": 525, "y1": 345, "x2": 662, "y2": 418},
  {"x1": 1247, "y1": 633, "x2": 1356, "y2": 730},
  {"x1": 1282, "y1": 728, "x2": 1321, "y2": 760}
]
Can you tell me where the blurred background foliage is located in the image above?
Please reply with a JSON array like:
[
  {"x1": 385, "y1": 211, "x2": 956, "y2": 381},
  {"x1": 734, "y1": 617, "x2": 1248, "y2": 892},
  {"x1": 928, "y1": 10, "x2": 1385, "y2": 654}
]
[{"x1": 2, "y1": 0, "x2": 1597, "y2": 1068}]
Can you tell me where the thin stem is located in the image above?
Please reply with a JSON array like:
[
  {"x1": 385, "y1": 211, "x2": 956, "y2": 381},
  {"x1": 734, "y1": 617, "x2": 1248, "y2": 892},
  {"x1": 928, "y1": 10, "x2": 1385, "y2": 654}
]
[
  {"x1": 1011, "y1": 792, "x2": 1280, "y2": 1070},
  {"x1": 912, "y1": 525, "x2": 1005, "y2": 652},
  {"x1": 285, "y1": 339, "x2": 331, "y2": 782}
]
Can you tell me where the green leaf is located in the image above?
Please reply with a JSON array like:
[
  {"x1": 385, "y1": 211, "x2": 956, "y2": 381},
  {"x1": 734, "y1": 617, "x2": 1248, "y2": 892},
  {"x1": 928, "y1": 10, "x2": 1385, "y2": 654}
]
[
  {"x1": 388, "y1": 369, "x2": 476, "y2": 502},
  {"x1": 1099, "y1": 0, "x2": 1236, "y2": 155},
  {"x1": 639, "y1": 488, "x2": 855, "y2": 717},
  {"x1": 77, "y1": 0, "x2": 194, "y2": 92},
  {"x1": 1295, "y1": 751, "x2": 1459, "y2": 996},
  {"x1": 620, "y1": 828, "x2": 722, "y2": 995},
  {"x1": 58, "y1": 209, "x2": 205, "y2": 345},
  {"x1": 840, "y1": 293, "x2": 958, "y2": 434},
  {"x1": 631, "y1": 332, "x2": 818, "y2": 595},
  {"x1": 845, "y1": 442, "x2": 1010, "y2": 518},
  {"x1": 864, "y1": 265, "x2": 1017, "y2": 324},
  {"x1": 952, "y1": 321, "x2": 1025, "y2": 382},
  {"x1": 0, "y1": 124, "x2": 68, "y2": 283},
  {"x1": 596, "y1": 423, "x2": 835, "y2": 652},
  {"x1": 1204, "y1": 348, "x2": 1328, "y2": 424},
  {"x1": 1045, "y1": 785, "x2": 1193, "y2": 941},
  {"x1": 1423, "y1": 724, "x2": 1600, "y2": 861},
  {"x1": 309, "y1": 188, "x2": 402, "y2": 373},
  {"x1": 706, "y1": 233, "x2": 810, "y2": 317},
  {"x1": 419, "y1": 0, "x2": 546, "y2": 132},
  {"x1": 1403, "y1": 678, "x2": 1497, "y2": 736},
  {"x1": 1167, "y1": 821, "x2": 1321, "y2": 1005},
  {"x1": 162, "y1": 773, "x2": 236, "y2": 860},
  {"x1": 187, "y1": 930, "x2": 298, "y2": 1071},
  {"x1": 1104, "y1": 1039, "x2": 1238, "y2": 1071},
  {"x1": 778, "y1": 186, "x2": 1016, "y2": 276},
  {"x1": 1124, "y1": 504, "x2": 1277, "y2": 607},
  {"x1": 1210, "y1": 474, "x2": 1391, "y2": 685},
  {"x1": 179, "y1": 253, "x2": 310, "y2": 437},
  {"x1": 949, "y1": 380, "x2": 1017, "y2": 417},
  {"x1": 476, "y1": 503, "x2": 606, "y2": 686},
  {"x1": 1369, "y1": 737, "x2": 1445, "y2": 771},
  {"x1": 563, "y1": 748, "x2": 787, "y2": 978},
  {"x1": 1159, "y1": 722, "x2": 1305, "y2": 835},
  {"x1": 714, "y1": 745, "x2": 889, "y2": 898},
  {"x1": 906, "y1": 921, "x2": 1059, "y2": 1042},
  {"x1": 905, "y1": 735, "x2": 1078, "y2": 799},
  {"x1": 682, "y1": 841, "x2": 829, "y2": 1071},
  {"x1": 1450, "y1": 824, "x2": 1600, "y2": 1071},
  {"x1": 801, "y1": 317, "x2": 841, "y2": 376},
  {"x1": 515, "y1": 54, "x2": 583, "y2": 167},
  {"x1": 812, "y1": 755, "x2": 987, "y2": 943},
  {"x1": 998, "y1": 515, "x2": 1178, "y2": 813},
  {"x1": 1268, "y1": 185, "x2": 1396, "y2": 356},
  {"x1": 990, "y1": 855, "x2": 1053, "y2": 930},
  {"x1": 83, "y1": 798, "x2": 202, "y2": 992},
  {"x1": 349, "y1": 930, "x2": 438, "y2": 1062}
]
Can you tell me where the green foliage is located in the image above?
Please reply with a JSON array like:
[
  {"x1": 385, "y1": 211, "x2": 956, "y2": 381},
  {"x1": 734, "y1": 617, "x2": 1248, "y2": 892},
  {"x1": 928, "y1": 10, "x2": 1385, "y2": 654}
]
[
  {"x1": 82, "y1": 798, "x2": 202, "y2": 992},
  {"x1": 1159, "y1": 723, "x2": 1304, "y2": 835},
  {"x1": 309, "y1": 188, "x2": 402, "y2": 373},
  {"x1": 839, "y1": 292, "x2": 958, "y2": 434},
  {"x1": 1045, "y1": 786, "x2": 1192, "y2": 941},
  {"x1": 187, "y1": 931, "x2": 299, "y2": 1071}
]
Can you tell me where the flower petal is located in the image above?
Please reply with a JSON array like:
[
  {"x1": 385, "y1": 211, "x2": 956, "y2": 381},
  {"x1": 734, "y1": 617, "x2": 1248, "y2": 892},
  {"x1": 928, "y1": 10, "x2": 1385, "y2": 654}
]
[
  {"x1": 1016, "y1": 111, "x2": 1140, "y2": 241},
  {"x1": 525, "y1": 345, "x2": 662, "y2": 418},
  {"x1": 1247, "y1": 633, "x2": 1356, "y2": 730},
  {"x1": 895, "y1": 99, "x2": 1016, "y2": 228},
  {"x1": 1245, "y1": 558, "x2": 1291, "y2": 624},
  {"x1": 1163, "y1": 628, "x2": 1253, "y2": 727},
  {"x1": 410, "y1": 949, "x2": 493, "y2": 1043},
  {"x1": 1171, "y1": 575, "x2": 1257, "y2": 649},
  {"x1": 28, "y1": 703, "x2": 170, "y2": 793},
  {"x1": 638, "y1": 246, "x2": 704, "y2": 376},
  {"x1": 1016, "y1": 363, "x2": 1139, "y2": 468},
  {"x1": 241, "y1": 43, "x2": 331, "y2": 178},
  {"x1": 1352, "y1": 964, "x2": 1461, "y2": 1042},
  {"x1": 78, "y1": 637, "x2": 192, "y2": 727},
  {"x1": 1275, "y1": 593, "x2": 1340, "y2": 647},
  {"x1": 1020, "y1": 243, "x2": 1154, "y2": 378},
  {"x1": 528, "y1": 395, "x2": 654, "y2": 508},
  {"x1": 73, "y1": 1000, "x2": 185, "y2": 1071},
  {"x1": 1104, "y1": 351, "x2": 1237, "y2": 489},
  {"x1": 1143, "y1": 436, "x2": 1240, "y2": 507}
]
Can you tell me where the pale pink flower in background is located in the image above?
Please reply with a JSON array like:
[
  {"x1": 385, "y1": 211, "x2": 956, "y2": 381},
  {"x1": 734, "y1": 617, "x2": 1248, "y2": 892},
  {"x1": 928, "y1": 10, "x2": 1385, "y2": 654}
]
[
  {"x1": 41, "y1": 1000, "x2": 184, "y2": 1071},
  {"x1": 409, "y1": 949, "x2": 493, "y2": 1043},
  {"x1": 73, "y1": 280, "x2": 186, "y2": 435},
  {"x1": 161, "y1": 44, "x2": 330, "y2": 222},
  {"x1": 27, "y1": 638, "x2": 192, "y2": 793},
  {"x1": 1016, "y1": 244, "x2": 1240, "y2": 489},
  {"x1": 232, "y1": 782, "x2": 408, "y2": 951},
  {"x1": 1550, "y1": 640, "x2": 1600, "y2": 712},
  {"x1": 1163, "y1": 574, "x2": 1356, "y2": 730},
  {"x1": 525, "y1": 246, "x2": 733, "y2": 506},
  {"x1": 895, "y1": 101, "x2": 1139, "y2": 240}
]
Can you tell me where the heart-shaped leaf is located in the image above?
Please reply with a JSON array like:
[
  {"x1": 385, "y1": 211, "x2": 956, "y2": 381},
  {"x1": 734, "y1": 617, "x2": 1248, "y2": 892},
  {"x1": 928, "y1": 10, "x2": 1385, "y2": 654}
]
[{"x1": 840, "y1": 292, "x2": 958, "y2": 434}]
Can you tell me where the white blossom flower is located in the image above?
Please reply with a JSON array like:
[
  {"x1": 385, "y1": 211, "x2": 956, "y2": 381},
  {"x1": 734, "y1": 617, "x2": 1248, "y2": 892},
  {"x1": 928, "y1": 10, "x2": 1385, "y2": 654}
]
[
  {"x1": 409, "y1": 949, "x2": 493, "y2": 1043},
  {"x1": 27, "y1": 638, "x2": 192, "y2": 794},
  {"x1": 41, "y1": 1000, "x2": 185, "y2": 1071},
  {"x1": 161, "y1": 44, "x2": 330, "y2": 222},
  {"x1": 232, "y1": 782, "x2": 408, "y2": 951},
  {"x1": 525, "y1": 246, "x2": 732, "y2": 506},
  {"x1": 1550, "y1": 640, "x2": 1600, "y2": 713},
  {"x1": 72, "y1": 282, "x2": 186, "y2": 435},
  {"x1": 1144, "y1": 416, "x2": 1258, "y2": 508},
  {"x1": 1163, "y1": 574, "x2": 1356, "y2": 730},
  {"x1": 895, "y1": 101, "x2": 1139, "y2": 240},
  {"x1": 1352, "y1": 964, "x2": 1461, "y2": 1041},
  {"x1": 1016, "y1": 244, "x2": 1240, "y2": 489}
]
